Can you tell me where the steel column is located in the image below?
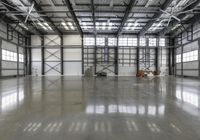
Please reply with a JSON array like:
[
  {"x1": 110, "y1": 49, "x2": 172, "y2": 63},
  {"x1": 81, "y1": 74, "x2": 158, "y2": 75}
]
[
  {"x1": 60, "y1": 35, "x2": 64, "y2": 75},
  {"x1": 198, "y1": 39, "x2": 200, "y2": 77},
  {"x1": 41, "y1": 36, "x2": 45, "y2": 75},
  {"x1": 28, "y1": 36, "x2": 32, "y2": 75},
  {"x1": 16, "y1": 45, "x2": 19, "y2": 76},
  {"x1": 155, "y1": 37, "x2": 159, "y2": 74},
  {"x1": 94, "y1": 35, "x2": 97, "y2": 75},
  {"x1": 172, "y1": 47, "x2": 175, "y2": 76},
  {"x1": 115, "y1": 37, "x2": 119, "y2": 75},
  {"x1": 0, "y1": 39, "x2": 2, "y2": 77},
  {"x1": 136, "y1": 37, "x2": 140, "y2": 75},
  {"x1": 155, "y1": 47, "x2": 159, "y2": 74},
  {"x1": 168, "y1": 48, "x2": 172, "y2": 75},
  {"x1": 81, "y1": 35, "x2": 84, "y2": 75},
  {"x1": 180, "y1": 34, "x2": 183, "y2": 77}
]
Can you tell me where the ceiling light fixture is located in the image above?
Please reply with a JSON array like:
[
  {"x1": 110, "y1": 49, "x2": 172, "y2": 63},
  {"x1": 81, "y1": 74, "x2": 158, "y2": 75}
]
[
  {"x1": 102, "y1": 22, "x2": 106, "y2": 30},
  {"x1": 109, "y1": 22, "x2": 113, "y2": 30}
]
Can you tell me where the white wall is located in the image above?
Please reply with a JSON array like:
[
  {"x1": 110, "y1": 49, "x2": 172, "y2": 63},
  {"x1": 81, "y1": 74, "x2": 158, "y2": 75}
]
[
  {"x1": 31, "y1": 35, "x2": 82, "y2": 76},
  {"x1": 175, "y1": 40, "x2": 199, "y2": 77}
]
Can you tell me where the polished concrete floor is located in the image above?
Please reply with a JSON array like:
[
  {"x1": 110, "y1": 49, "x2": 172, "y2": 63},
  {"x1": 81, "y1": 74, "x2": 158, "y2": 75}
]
[{"x1": 0, "y1": 76, "x2": 200, "y2": 140}]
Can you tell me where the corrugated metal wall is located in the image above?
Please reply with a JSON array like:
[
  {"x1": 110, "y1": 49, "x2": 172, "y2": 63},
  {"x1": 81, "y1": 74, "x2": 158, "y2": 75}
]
[
  {"x1": 175, "y1": 22, "x2": 200, "y2": 78},
  {"x1": 31, "y1": 35, "x2": 82, "y2": 76},
  {"x1": 0, "y1": 22, "x2": 25, "y2": 77}
]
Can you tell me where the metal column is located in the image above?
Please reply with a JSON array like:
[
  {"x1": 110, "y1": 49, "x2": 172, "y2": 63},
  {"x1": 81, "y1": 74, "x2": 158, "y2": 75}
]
[
  {"x1": 60, "y1": 35, "x2": 64, "y2": 75},
  {"x1": 81, "y1": 35, "x2": 84, "y2": 75},
  {"x1": 168, "y1": 48, "x2": 172, "y2": 75},
  {"x1": 168, "y1": 37, "x2": 175, "y2": 75},
  {"x1": 155, "y1": 37, "x2": 159, "y2": 74},
  {"x1": 115, "y1": 37, "x2": 119, "y2": 75},
  {"x1": 41, "y1": 35, "x2": 45, "y2": 75},
  {"x1": 94, "y1": 35, "x2": 97, "y2": 75},
  {"x1": 17, "y1": 45, "x2": 19, "y2": 76},
  {"x1": 180, "y1": 34, "x2": 183, "y2": 77},
  {"x1": 28, "y1": 36, "x2": 32, "y2": 75},
  {"x1": 155, "y1": 47, "x2": 159, "y2": 74},
  {"x1": 198, "y1": 39, "x2": 200, "y2": 77},
  {"x1": 0, "y1": 39, "x2": 2, "y2": 77},
  {"x1": 136, "y1": 38, "x2": 140, "y2": 75}
]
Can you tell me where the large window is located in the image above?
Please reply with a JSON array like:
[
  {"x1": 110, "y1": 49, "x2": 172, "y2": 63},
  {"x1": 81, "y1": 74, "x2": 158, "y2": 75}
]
[
  {"x1": 119, "y1": 38, "x2": 137, "y2": 46},
  {"x1": 2, "y1": 49, "x2": 17, "y2": 62},
  {"x1": 96, "y1": 37, "x2": 105, "y2": 46},
  {"x1": 19, "y1": 54, "x2": 24, "y2": 62},
  {"x1": 183, "y1": 50, "x2": 198, "y2": 62},
  {"x1": 108, "y1": 38, "x2": 117, "y2": 46},
  {"x1": 84, "y1": 37, "x2": 95, "y2": 46},
  {"x1": 119, "y1": 38, "x2": 127, "y2": 46},
  {"x1": 159, "y1": 38, "x2": 165, "y2": 47},
  {"x1": 2, "y1": 49, "x2": 24, "y2": 62},
  {"x1": 128, "y1": 38, "x2": 137, "y2": 46},
  {"x1": 149, "y1": 38, "x2": 157, "y2": 46},
  {"x1": 176, "y1": 54, "x2": 181, "y2": 63},
  {"x1": 140, "y1": 38, "x2": 146, "y2": 46}
]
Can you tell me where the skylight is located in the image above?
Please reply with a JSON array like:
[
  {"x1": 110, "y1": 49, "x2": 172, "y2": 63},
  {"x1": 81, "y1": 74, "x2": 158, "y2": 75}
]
[
  {"x1": 67, "y1": 22, "x2": 75, "y2": 30},
  {"x1": 95, "y1": 22, "x2": 113, "y2": 31},
  {"x1": 61, "y1": 22, "x2": 69, "y2": 30},
  {"x1": 37, "y1": 22, "x2": 52, "y2": 31}
]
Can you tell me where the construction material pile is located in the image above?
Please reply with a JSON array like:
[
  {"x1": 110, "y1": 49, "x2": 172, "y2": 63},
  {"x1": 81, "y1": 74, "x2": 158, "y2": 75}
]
[{"x1": 136, "y1": 69, "x2": 160, "y2": 78}]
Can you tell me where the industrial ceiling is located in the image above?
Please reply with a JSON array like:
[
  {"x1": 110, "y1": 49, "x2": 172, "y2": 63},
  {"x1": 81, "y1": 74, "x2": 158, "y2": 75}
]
[{"x1": 0, "y1": 0, "x2": 200, "y2": 36}]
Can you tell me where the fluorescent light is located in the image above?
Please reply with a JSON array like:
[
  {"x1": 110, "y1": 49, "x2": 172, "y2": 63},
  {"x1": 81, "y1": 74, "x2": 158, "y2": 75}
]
[
  {"x1": 19, "y1": 23, "x2": 28, "y2": 30},
  {"x1": 67, "y1": 22, "x2": 73, "y2": 26},
  {"x1": 96, "y1": 22, "x2": 100, "y2": 30},
  {"x1": 61, "y1": 22, "x2": 69, "y2": 30},
  {"x1": 83, "y1": 22, "x2": 87, "y2": 30},
  {"x1": 102, "y1": 22, "x2": 106, "y2": 30},
  {"x1": 150, "y1": 20, "x2": 164, "y2": 31},
  {"x1": 67, "y1": 22, "x2": 75, "y2": 30},
  {"x1": 43, "y1": 22, "x2": 53, "y2": 30},
  {"x1": 61, "y1": 22, "x2": 66, "y2": 26},
  {"x1": 108, "y1": 22, "x2": 112, "y2": 30},
  {"x1": 171, "y1": 24, "x2": 181, "y2": 31},
  {"x1": 64, "y1": 26, "x2": 69, "y2": 30},
  {"x1": 38, "y1": 22, "x2": 47, "y2": 30},
  {"x1": 126, "y1": 23, "x2": 132, "y2": 30}
]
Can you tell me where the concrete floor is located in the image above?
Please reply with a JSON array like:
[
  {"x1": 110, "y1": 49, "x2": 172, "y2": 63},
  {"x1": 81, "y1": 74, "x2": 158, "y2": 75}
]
[{"x1": 0, "y1": 76, "x2": 200, "y2": 140}]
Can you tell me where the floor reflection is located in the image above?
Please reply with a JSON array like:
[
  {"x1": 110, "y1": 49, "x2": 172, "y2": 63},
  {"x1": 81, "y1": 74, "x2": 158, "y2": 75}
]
[
  {"x1": 176, "y1": 89, "x2": 199, "y2": 108},
  {"x1": 1, "y1": 88, "x2": 24, "y2": 111},
  {"x1": 0, "y1": 76, "x2": 200, "y2": 140},
  {"x1": 86, "y1": 104, "x2": 165, "y2": 116}
]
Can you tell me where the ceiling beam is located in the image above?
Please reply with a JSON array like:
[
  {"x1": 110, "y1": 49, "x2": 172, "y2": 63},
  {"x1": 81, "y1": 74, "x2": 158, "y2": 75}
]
[
  {"x1": 159, "y1": 0, "x2": 200, "y2": 36},
  {"x1": 117, "y1": 0, "x2": 137, "y2": 36},
  {"x1": 64, "y1": 0, "x2": 83, "y2": 35},
  {"x1": 139, "y1": 0, "x2": 174, "y2": 36},
  {"x1": 29, "y1": 0, "x2": 63, "y2": 35},
  {"x1": 0, "y1": 0, "x2": 44, "y2": 35},
  {"x1": 171, "y1": 13, "x2": 200, "y2": 37}
]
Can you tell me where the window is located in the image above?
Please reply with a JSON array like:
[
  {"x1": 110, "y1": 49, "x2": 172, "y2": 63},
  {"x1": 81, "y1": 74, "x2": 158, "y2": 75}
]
[
  {"x1": 84, "y1": 37, "x2": 95, "y2": 45},
  {"x1": 96, "y1": 37, "x2": 105, "y2": 46},
  {"x1": 159, "y1": 38, "x2": 165, "y2": 47},
  {"x1": 149, "y1": 38, "x2": 157, "y2": 46},
  {"x1": 128, "y1": 38, "x2": 137, "y2": 46},
  {"x1": 19, "y1": 54, "x2": 24, "y2": 62},
  {"x1": 140, "y1": 38, "x2": 146, "y2": 46},
  {"x1": 176, "y1": 54, "x2": 181, "y2": 63},
  {"x1": 2, "y1": 49, "x2": 19, "y2": 62},
  {"x1": 119, "y1": 38, "x2": 127, "y2": 46},
  {"x1": 108, "y1": 38, "x2": 117, "y2": 46},
  {"x1": 182, "y1": 50, "x2": 198, "y2": 62}
]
